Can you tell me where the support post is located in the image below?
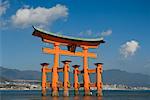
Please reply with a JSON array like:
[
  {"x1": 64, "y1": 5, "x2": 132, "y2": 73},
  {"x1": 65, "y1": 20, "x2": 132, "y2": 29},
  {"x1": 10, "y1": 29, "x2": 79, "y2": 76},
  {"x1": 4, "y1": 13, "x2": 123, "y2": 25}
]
[
  {"x1": 41, "y1": 63, "x2": 49, "y2": 96},
  {"x1": 82, "y1": 46, "x2": 91, "y2": 96},
  {"x1": 95, "y1": 63, "x2": 103, "y2": 96},
  {"x1": 62, "y1": 60, "x2": 71, "y2": 96},
  {"x1": 52, "y1": 42, "x2": 60, "y2": 96},
  {"x1": 72, "y1": 65, "x2": 80, "y2": 96}
]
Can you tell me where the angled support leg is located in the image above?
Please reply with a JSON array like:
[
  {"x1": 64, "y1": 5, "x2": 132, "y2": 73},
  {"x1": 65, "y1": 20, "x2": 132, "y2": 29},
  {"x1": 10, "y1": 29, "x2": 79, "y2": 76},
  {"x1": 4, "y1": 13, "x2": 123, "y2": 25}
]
[
  {"x1": 95, "y1": 63, "x2": 103, "y2": 96},
  {"x1": 41, "y1": 63, "x2": 49, "y2": 96},
  {"x1": 62, "y1": 60, "x2": 72, "y2": 96},
  {"x1": 72, "y1": 65, "x2": 80, "y2": 96}
]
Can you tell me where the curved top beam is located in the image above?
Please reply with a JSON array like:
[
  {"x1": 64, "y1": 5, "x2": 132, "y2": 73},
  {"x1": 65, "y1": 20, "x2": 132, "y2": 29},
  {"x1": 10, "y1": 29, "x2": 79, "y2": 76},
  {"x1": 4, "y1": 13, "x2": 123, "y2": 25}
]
[{"x1": 32, "y1": 26, "x2": 105, "y2": 46}]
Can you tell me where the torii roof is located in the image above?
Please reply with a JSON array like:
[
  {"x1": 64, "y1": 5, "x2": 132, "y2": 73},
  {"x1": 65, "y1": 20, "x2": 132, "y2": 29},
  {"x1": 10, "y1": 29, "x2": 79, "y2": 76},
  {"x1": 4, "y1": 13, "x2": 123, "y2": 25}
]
[{"x1": 32, "y1": 26, "x2": 105, "y2": 46}]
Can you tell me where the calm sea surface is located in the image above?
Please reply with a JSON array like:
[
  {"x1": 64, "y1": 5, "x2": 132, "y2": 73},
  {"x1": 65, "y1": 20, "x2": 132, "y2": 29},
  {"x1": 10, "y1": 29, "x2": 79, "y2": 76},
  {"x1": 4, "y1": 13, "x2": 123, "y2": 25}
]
[{"x1": 0, "y1": 90, "x2": 150, "y2": 100}]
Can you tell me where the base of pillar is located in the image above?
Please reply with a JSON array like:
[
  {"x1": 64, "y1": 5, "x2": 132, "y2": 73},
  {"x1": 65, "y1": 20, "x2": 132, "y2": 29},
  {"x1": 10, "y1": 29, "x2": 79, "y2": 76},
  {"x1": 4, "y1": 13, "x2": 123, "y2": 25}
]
[
  {"x1": 42, "y1": 90, "x2": 46, "y2": 96},
  {"x1": 84, "y1": 90, "x2": 92, "y2": 96},
  {"x1": 42, "y1": 96, "x2": 47, "y2": 100},
  {"x1": 63, "y1": 90, "x2": 69, "y2": 96},
  {"x1": 97, "y1": 96, "x2": 102, "y2": 100},
  {"x1": 74, "y1": 90, "x2": 79, "y2": 96},
  {"x1": 96, "y1": 90, "x2": 103, "y2": 96},
  {"x1": 52, "y1": 91, "x2": 59, "y2": 96}
]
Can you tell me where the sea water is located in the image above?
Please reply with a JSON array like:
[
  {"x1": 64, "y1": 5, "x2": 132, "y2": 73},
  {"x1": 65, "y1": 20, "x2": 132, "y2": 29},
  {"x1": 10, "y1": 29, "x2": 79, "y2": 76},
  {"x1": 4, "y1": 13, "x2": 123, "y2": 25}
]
[{"x1": 0, "y1": 90, "x2": 150, "y2": 100}]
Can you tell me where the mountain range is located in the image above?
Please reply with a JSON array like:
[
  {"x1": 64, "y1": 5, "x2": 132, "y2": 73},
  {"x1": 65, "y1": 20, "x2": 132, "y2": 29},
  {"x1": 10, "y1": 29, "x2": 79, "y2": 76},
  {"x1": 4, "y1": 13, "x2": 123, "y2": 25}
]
[{"x1": 0, "y1": 67, "x2": 150, "y2": 87}]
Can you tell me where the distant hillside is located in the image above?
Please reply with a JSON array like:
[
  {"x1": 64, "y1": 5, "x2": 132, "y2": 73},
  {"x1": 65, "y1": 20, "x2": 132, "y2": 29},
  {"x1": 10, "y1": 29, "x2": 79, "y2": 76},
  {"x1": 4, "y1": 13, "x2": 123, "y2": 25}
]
[
  {"x1": 0, "y1": 67, "x2": 41, "y2": 80},
  {"x1": 102, "y1": 69, "x2": 150, "y2": 87},
  {"x1": 0, "y1": 76, "x2": 10, "y2": 82},
  {"x1": 0, "y1": 67, "x2": 150, "y2": 87}
]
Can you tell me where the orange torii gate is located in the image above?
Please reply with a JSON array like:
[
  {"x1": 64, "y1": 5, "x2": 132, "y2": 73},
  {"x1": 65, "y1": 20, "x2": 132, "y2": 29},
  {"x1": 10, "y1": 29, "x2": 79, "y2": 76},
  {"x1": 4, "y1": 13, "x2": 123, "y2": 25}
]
[{"x1": 32, "y1": 26, "x2": 105, "y2": 96}]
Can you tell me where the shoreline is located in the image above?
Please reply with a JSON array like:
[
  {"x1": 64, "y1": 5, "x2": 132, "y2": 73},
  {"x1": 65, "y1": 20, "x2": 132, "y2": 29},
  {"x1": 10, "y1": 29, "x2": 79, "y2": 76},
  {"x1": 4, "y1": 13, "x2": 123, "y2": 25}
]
[{"x1": 0, "y1": 89, "x2": 150, "y2": 91}]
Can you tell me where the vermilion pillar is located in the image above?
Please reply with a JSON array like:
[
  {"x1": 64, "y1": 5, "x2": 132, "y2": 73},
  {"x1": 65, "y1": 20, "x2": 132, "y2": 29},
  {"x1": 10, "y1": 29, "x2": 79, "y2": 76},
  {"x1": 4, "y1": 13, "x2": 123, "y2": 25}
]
[
  {"x1": 95, "y1": 63, "x2": 103, "y2": 96},
  {"x1": 52, "y1": 42, "x2": 60, "y2": 96},
  {"x1": 62, "y1": 60, "x2": 71, "y2": 96},
  {"x1": 82, "y1": 46, "x2": 91, "y2": 95},
  {"x1": 72, "y1": 65, "x2": 80, "y2": 96},
  {"x1": 41, "y1": 63, "x2": 49, "y2": 96}
]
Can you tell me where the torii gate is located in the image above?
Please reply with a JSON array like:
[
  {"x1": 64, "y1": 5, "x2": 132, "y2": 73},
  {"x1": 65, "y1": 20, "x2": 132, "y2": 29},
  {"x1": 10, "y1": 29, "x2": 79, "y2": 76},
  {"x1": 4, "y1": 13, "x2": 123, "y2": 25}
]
[{"x1": 32, "y1": 26, "x2": 105, "y2": 96}]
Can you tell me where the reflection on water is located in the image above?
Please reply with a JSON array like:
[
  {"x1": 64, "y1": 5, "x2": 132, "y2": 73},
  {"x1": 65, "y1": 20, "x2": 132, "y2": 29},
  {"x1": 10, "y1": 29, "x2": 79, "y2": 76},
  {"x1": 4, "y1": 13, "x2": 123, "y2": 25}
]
[
  {"x1": 97, "y1": 96, "x2": 103, "y2": 100},
  {"x1": 41, "y1": 96, "x2": 47, "y2": 100},
  {"x1": 83, "y1": 96, "x2": 102, "y2": 100},
  {"x1": 1, "y1": 90, "x2": 150, "y2": 100},
  {"x1": 74, "y1": 96, "x2": 79, "y2": 100},
  {"x1": 41, "y1": 96, "x2": 102, "y2": 100}
]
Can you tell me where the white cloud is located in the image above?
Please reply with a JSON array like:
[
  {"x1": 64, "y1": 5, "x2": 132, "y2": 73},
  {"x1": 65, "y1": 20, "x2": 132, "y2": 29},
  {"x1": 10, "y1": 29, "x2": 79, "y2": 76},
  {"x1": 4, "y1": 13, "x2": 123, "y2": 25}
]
[
  {"x1": 0, "y1": 1, "x2": 9, "y2": 16},
  {"x1": 86, "y1": 29, "x2": 92, "y2": 35},
  {"x1": 79, "y1": 29, "x2": 112, "y2": 37},
  {"x1": 79, "y1": 29, "x2": 95, "y2": 36},
  {"x1": 0, "y1": 1, "x2": 9, "y2": 29},
  {"x1": 0, "y1": 20, "x2": 8, "y2": 29},
  {"x1": 120, "y1": 40, "x2": 140, "y2": 58},
  {"x1": 11, "y1": 4, "x2": 68, "y2": 28},
  {"x1": 82, "y1": 29, "x2": 92, "y2": 35},
  {"x1": 101, "y1": 29, "x2": 112, "y2": 36}
]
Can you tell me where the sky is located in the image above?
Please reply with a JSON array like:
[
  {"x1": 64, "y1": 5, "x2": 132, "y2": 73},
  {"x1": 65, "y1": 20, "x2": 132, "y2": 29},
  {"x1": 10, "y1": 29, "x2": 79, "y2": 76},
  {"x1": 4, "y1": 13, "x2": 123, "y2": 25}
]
[{"x1": 0, "y1": 0, "x2": 150, "y2": 75}]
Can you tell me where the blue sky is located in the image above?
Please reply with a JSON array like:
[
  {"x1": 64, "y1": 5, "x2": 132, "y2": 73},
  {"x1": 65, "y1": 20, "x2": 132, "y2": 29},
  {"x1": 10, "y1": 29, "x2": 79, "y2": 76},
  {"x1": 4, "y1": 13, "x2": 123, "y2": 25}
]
[{"x1": 1, "y1": 0, "x2": 150, "y2": 75}]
